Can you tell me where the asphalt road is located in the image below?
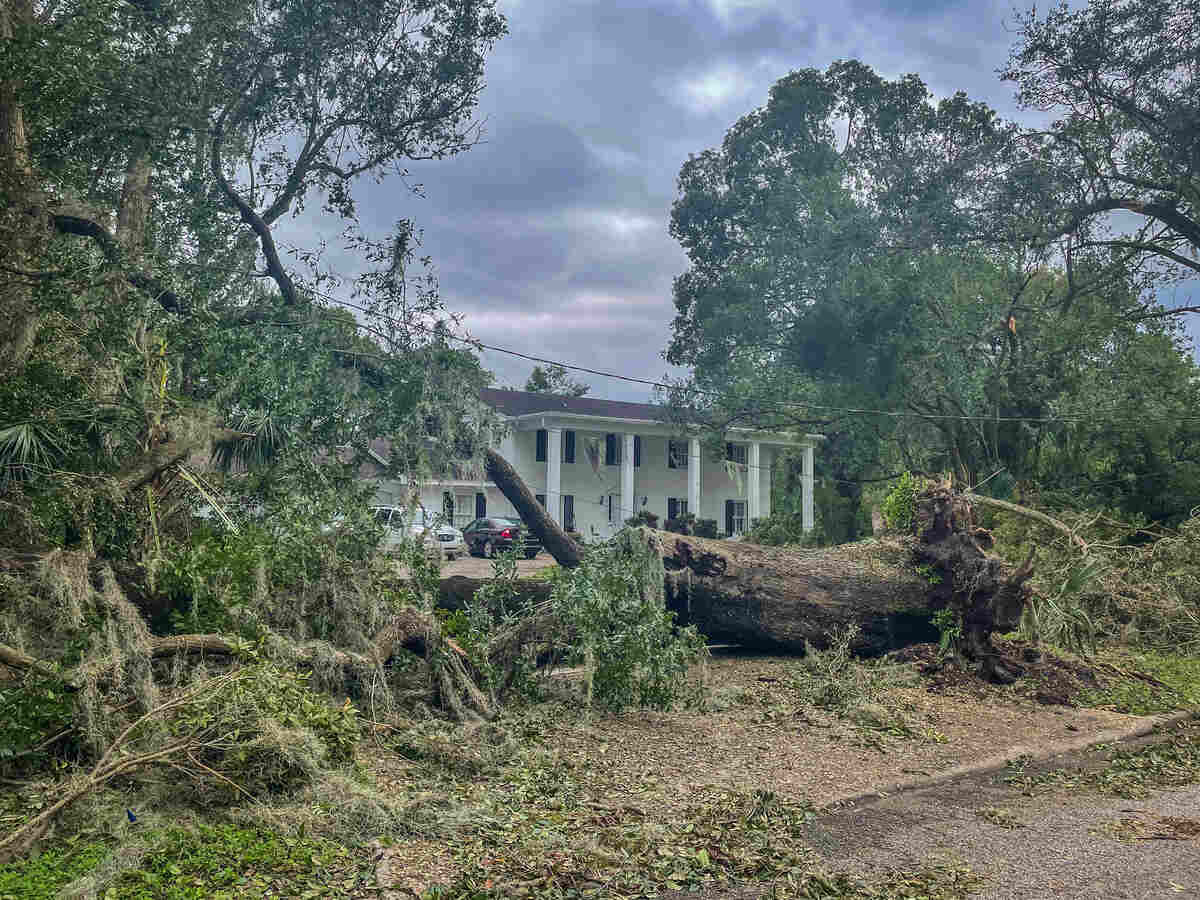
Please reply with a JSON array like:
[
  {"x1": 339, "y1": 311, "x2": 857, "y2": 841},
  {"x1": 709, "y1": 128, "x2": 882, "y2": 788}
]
[{"x1": 804, "y1": 738, "x2": 1200, "y2": 899}]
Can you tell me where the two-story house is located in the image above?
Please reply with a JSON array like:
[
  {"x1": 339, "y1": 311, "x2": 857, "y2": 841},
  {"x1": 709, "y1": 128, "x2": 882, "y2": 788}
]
[{"x1": 367, "y1": 388, "x2": 820, "y2": 540}]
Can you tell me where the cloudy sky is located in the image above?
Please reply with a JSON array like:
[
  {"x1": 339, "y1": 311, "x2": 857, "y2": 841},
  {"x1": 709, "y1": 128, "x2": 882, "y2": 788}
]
[{"x1": 312, "y1": 0, "x2": 1198, "y2": 402}]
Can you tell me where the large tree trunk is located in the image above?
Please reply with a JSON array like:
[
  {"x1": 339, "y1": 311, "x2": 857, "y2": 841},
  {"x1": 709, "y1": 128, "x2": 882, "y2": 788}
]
[
  {"x1": 655, "y1": 531, "x2": 938, "y2": 656},
  {"x1": 652, "y1": 481, "x2": 1035, "y2": 677}
]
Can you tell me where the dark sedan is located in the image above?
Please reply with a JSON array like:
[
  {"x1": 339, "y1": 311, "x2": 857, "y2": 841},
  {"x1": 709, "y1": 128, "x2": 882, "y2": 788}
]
[{"x1": 463, "y1": 517, "x2": 541, "y2": 559}]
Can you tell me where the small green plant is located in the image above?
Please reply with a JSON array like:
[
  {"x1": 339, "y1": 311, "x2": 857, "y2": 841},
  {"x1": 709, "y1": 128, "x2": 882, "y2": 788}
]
[
  {"x1": 931, "y1": 607, "x2": 963, "y2": 658},
  {"x1": 693, "y1": 518, "x2": 719, "y2": 539},
  {"x1": 109, "y1": 824, "x2": 373, "y2": 898},
  {"x1": 881, "y1": 472, "x2": 926, "y2": 533},
  {"x1": 914, "y1": 563, "x2": 942, "y2": 586},
  {"x1": 0, "y1": 835, "x2": 112, "y2": 899}
]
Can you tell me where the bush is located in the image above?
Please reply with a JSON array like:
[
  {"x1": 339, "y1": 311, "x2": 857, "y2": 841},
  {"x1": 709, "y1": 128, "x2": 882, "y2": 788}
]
[
  {"x1": 664, "y1": 513, "x2": 694, "y2": 535},
  {"x1": 693, "y1": 518, "x2": 718, "y2": 539},
  {"x1": 744, "y1": 511, "x2": 813, "y2": 546},
  {"x1": 881, "y1": 472, "x2": 927, "y2": 533},
  {"x1": 549, "y1": 530, "x2": 707, "y2": 711},
  {"x1": 624, "y1": 510, "x2": 660, "y2": 528}
]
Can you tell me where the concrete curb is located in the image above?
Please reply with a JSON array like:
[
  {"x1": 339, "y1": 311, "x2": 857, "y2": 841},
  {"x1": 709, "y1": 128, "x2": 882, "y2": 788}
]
[{"x1": 822, "y1": 708, "x2": 1198, "y2": 811}]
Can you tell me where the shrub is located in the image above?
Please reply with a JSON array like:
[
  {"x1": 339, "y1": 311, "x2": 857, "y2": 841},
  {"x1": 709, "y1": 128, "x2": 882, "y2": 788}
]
[
  {"x1": 549, "y1": 530, "x2": 707, "y2": 711},
  {"x1": 744, "y1": 511, "x2": 814, "y2": 546},
  {"x1": 664, "y1": 513, "x2": 694, "y2": 535},
  {"x1": 881, "y1": 472, "x2": 927, "y2": 533},
  {"x1": 625, "y1": 510, "x2": 660, "y2": 528},
  {"x1": 693, "y1": 518, "x2": 719, "y2": 539}
]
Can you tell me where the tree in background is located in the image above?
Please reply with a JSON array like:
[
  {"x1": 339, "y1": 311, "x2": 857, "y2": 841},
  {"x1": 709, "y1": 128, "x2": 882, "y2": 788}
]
[
  {"x1": 1001, "y1": 0, "x2": 1200, "y2": 295},
  {"x1": 665, "y1": 57, "x2": 1200, "y2": 537},
  {"x1": 525, "y1": 363, "x2": 590, "y2": 397}
]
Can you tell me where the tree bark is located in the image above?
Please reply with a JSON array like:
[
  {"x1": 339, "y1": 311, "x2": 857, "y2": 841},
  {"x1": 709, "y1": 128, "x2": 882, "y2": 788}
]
[
  {"x1": 650, "y1": 482, "x2": 1036, "y2": 676},
  {"x1": 653, "y1": 530, "x2": 939, "y2": 656},
  {"x1": 0, "y1": 0, "x2": 47, "y2": 370},
  {"x1": 485, "y1": 448, "x2": 583, "y2": 568}
]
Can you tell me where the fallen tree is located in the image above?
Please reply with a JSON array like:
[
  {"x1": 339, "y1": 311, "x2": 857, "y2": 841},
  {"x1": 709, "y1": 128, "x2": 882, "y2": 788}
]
[
  {"x1": 479, "y1": 455, "x2": 1035, "y2": 681},
  {"x1": 656, "y1": 481, "x2": 1034, "y2": 681}
]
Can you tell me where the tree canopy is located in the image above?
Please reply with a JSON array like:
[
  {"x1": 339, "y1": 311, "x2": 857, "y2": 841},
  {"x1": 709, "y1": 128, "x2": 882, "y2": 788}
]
[{"x1": 524, "y1": 363, "x2": 590, "y2": 397}]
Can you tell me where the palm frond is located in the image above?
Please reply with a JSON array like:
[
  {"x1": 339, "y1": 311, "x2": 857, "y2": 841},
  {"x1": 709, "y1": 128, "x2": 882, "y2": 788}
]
[
  {"x1": 0, "y1": 423, "x2": 64, "y2": 483},
  {"x1": 210, "y1": 411, "x2": 289, "y2": 472}
]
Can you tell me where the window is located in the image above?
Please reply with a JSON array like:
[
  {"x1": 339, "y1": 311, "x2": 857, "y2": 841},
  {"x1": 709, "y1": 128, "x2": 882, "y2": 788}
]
[
  {"x1": 373, "y1": 508, "x2": 393, "y2": 527},
  {"x1": 562, "y1": 495, "x2": 575, "y2": 531},
  {"x1": 667, "y1": 498, "x2": 688, "y2": 520},
  {"x1": 633, "y1": 435, "x2": 641, "y2": 468},
  {"x1": 605, "y1": 433, "x2": 620, "y2": 466},
  {"x1": 667, "y1": 439, "x2": 689, "y2": 469},
  {"x1": 607, "y1": 493, "x2": 621, "y2": 524},
  {"x1": 564, "y1": 430, "x2": 576, "y2": 464},
  {"x1": 724, "y1": 499, "x2": 747, "y2": 535},
  {"x1": 536, "y1": 428, "x2": 548, "y2": 462},
  {"x1": 725, "y1": 442, "x2": 748, "y2": 465}
]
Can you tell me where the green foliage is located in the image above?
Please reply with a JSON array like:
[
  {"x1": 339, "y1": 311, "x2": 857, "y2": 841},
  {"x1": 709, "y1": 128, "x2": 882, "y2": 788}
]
[
  {"x1": 931, "y1": 608, "x2": 962, "y2": 659},
  {"x1": 0, "y1": 835, "x2": 112, "y2": 900},
  {"x1": 624, "y1": 510, "x2": 660, "y2": 528},
  {"x1": 550, "y1": 531, "x2": 707, "y2": 712},
  {"x1": 524, "y1": 364, "x2": 589, "y2": 397},
  {"x1": 693, "y1": 518, "x2": 719, "y2": 539},
  {"x1": 882, "y1": 472, "x2": 925, "y2": 533},
  {"x1": 745, "y1": 511, "x2": 816, "y2": 546},
  {"x1": 176, "y1": 664, "x2": 360, "y2": 795},
  {"x1": 792, "y1": 625, "x2": 917, "y2": 717},
  {"x1": 1077, "y1": 652, "x2": 1200, "y2": 716},
  {"x1": 109, "y1": 824, "x2": 372, "y2": 898},
  {"x1": 0, "y1": 673, "x2": 76, "y2": 769},
  {"x1": 663, "y1": 512, "x2": 695, "y2": 535},
  {"x1": 1004, "y1": 719, "x2": 1200, "y2": 799}
]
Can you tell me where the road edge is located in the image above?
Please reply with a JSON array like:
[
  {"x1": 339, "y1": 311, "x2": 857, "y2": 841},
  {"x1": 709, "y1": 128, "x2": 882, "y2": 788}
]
[{"x1": 823, "y1": 707, "x2": 1198, "y2": 810}]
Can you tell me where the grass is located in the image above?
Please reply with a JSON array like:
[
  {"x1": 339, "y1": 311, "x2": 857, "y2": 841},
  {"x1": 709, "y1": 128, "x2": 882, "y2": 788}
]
[
  {"x1": 1076, "y1": 650, "x2": 1200, "y2": 715},
  {"x1": 1003, "y1": 717, "x2": 1200, "y2": 799}
]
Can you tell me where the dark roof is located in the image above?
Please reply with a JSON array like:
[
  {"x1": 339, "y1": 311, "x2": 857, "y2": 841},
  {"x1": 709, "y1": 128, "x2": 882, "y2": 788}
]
[{"x1": 480, "y1": 387, "x2": 668, "y2": 422}]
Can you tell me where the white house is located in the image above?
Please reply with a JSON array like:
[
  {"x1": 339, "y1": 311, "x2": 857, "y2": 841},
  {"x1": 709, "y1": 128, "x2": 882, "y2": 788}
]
[{"x1": 367, "y1": 388, "x2": 820, "y2": 540}]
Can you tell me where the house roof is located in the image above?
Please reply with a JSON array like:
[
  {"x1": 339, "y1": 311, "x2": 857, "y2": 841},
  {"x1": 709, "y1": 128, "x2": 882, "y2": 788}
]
[{"x1": 480, "y1": 387, "x2": 669, "y2": 422}]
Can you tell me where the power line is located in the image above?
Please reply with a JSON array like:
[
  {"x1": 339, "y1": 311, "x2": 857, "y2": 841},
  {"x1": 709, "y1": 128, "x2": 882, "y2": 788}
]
[{"x1": 314, "y1": 293, "x2": 1200, "y2": 428}]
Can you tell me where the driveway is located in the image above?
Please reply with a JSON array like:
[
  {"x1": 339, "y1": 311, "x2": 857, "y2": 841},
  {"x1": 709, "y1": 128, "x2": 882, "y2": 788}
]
[{"x1": 440, "y1": 553, "x2": 559, "y2": 579}]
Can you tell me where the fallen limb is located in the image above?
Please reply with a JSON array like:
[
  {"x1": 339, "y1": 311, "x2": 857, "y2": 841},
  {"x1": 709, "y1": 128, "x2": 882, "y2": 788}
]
[{"x1": 965, "y1": 492, "x2": 1089, "y2": 555}]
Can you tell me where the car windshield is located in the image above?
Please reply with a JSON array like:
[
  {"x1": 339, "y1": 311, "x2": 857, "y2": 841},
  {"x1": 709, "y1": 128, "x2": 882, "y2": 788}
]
[{"x1": 492, "y1": 518, "x2": 521, "y2": 528}]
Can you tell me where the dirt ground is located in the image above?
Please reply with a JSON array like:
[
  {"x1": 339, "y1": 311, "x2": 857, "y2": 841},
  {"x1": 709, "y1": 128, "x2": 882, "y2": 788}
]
[
  {"x1": 533, "y1": 651, "x2": 1149, "y2": 809},
  {"x1": 373, "y1": 651, "x2": 1178, "y2": 896}
]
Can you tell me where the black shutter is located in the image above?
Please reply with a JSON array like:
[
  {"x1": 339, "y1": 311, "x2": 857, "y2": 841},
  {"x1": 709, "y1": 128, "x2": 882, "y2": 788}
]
[
  {"x1": 563, "y1": 495, "x2": 574, "y2": 531},
  {"x1": 668, "y1": 498, "x2": 678, "y2": 521},
  {"x1": 725, "y1": 441, "x2": 734, "y2": 462},
  {"x1": 667, "y1": 441, "x2": 677, "y2": 469},
  {"x1": 725, "y1": 499, "x2": 735, "y2": 536},
  {"x1": 605, "y1": 433, "x2": 616, "y2": 465},
  {"x1": 564, "y1": 430, "x2": 575, "y2": 464},
  {"x1": 475, "y1": 492, "x2": 486, "y2": 518},
  {"x1": 633, "y1": 435, "x2": 641, "y2": 467},
  {"x1": 536, "y1": 429, "x2": 547, "y2": 462}
]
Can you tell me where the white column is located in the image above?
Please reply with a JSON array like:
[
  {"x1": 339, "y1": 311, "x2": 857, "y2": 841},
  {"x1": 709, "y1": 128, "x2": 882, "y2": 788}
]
[
  {"x1": 744, "y1": 446, "x2": 763, "y2": 528},
  {"x1": 687, "y1": 437, "x2": 701, "y2": 520},
  {"x1": 546, "y1": 427, "x2": 562, "y2": 526},
  {"x1": 802, "y1": 443, "x2": 814, "y2": 532},
  {"x1": 747, "y1": 441, "x2": 762, "y2": 525},
  {"x1": 621, "y1": 433, "x2": 635, "y2": 523},
  {"x1": 761, "y1": 446, "x2": 771, "y2": 520}
]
